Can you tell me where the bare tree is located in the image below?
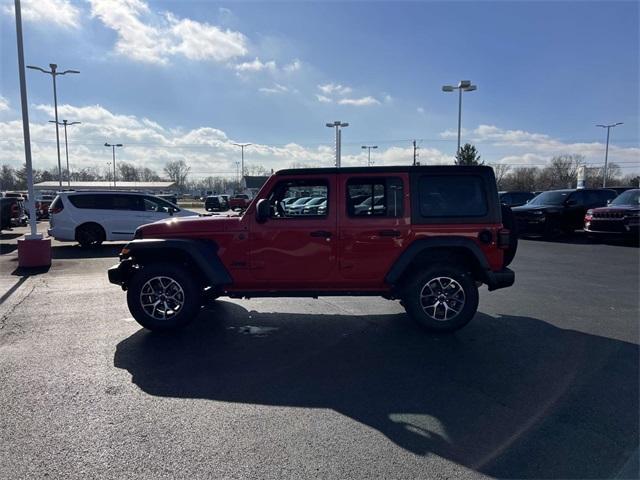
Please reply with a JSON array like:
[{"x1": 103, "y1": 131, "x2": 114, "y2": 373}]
[
  {"x1": 541, "y1": 154, "x2": 584, "y2": 189},
  {"x1": 489, "y1": 163, "x2": 510, "y2": 189},
  {"x1": 0, "y1": 164, "x2": 16, "y2": 191},
  {"x1": 502, "y1": 167, "x2": 539, "y2": 192},
  {"x1": 164, "y1": 159, "x2": 191, "y2": 191},
  {"x1": 118, "y1": 162, "x2": 140, "y2": 182},
  {"x1": 245, "y1": 164, "x2": 270, "y2": 176},
  {"x1": 586, "y1": 163, "x2": 622, "y2": 187}
]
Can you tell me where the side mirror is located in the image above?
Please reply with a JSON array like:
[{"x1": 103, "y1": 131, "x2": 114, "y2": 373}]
[{"x1": 256, "y1": 199, "x2": 270, "y2": 223}]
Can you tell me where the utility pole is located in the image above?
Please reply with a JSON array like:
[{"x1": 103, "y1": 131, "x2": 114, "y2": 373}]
[
  {"x1": 232, "y1": 143, "x2": 251, "y2": 185},
  {"x1": 596, "y1": 122, "x2": 623, "y2": 187},
  {"x1": 361, "y1": 145, "x2": 378, "y2": 166},
  {"x1": 49, "y1": 119, "x2": 80, "y2": 187},
  {"x1": 27, "y1": 63, "x2": 79, "y2": 188},
  {"x1": 326, "y1": 121, "x2": 349, "y2": 167},
  {"x1": 104, "y1": 143, "x2": 123, "y2": 187}
]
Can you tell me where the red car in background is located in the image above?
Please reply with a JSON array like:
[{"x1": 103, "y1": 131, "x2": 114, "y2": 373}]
[
  {"x1": 228, "y1": 194, "x2": 251, "y2": 211},
  {"x1": 585, "y1": 189, "x2": 639, "y2": 240}
]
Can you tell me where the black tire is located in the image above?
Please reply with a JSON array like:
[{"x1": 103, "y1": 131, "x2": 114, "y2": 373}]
[
  {"x1": 501, "y1": 204, "x2": 518, "y2": 267},
  {"x1": 403, "y1": 264, "x2": 479, "y2": 332},
  {"x1": 76, "y1": 223, "x2": 105, "y2": 247},
  {"x1": 127, "y1": 262, "x2": 201, "y2": 331}
]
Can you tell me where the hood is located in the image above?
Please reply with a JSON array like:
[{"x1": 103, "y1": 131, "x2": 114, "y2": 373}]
[
  {"x1": 138, "y1": 213, "x2": 244, "y2": 238},
  {"x1": 590, "y1": 205, "x2": 640, "y2": 214},
  {"x1": 512, "y1": 203, "x2": 562, "y2": 214}
]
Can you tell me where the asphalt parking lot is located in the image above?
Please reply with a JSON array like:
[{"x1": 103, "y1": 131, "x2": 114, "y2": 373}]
[{"x1": 0, "y1": 224, "x2": 638, "y2": 479}]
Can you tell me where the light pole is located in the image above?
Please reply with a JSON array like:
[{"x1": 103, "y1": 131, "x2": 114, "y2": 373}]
[
  {"x1": 442, "y1": 80, "x2": 477, "y2": 154},
  {"x1": 26, "y1": 63, "x2": 79, "y2": 188},
  {"x1": 326, "y1": 121, "x2": 349, "y2": 167},
  {"x1": 49, "y1": 119, "x2": 80, "y2": 187},
  {"x1": 361, "y1": 145, "x2": 378, "y2": 166},
  {"x1": 232, "y1": 143, "x2": 251, "y2": 184},
  {"x1": 235, "y1": 161, "x2": 240, "y2": 188},
  {"x1": 596, "y1": 122, "x2": 623, "y2": 187},
  {"x1": 104, "y1": 143, "x2": 123, "y2": 187},
  {"x1": 106, "y1": 162, "x2": 111, "y2": 187}
]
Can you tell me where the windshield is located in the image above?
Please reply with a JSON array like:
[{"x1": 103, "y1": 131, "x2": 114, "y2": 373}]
[
  {"x1": 291, "y1": 197, "x2": 311, "y2": 206},
  {"x1": 610, "y1": 189, "x2": 640, "y2": 206},
  {"x1": 528, "y1": 191, "x2": 571, "y2": 206}
]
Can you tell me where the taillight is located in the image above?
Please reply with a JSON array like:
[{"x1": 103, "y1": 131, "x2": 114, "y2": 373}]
[
  {"x1": 49, "y1": 198, "x2": 64, "y2": 215},
  {"x1": 497, "y1": 228, "x2": 510, "y2": 249}
]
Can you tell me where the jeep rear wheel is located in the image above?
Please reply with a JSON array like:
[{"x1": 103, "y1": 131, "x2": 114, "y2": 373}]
[
  {"x1": 127, "y1": 263, "x2": 201, "y2": 331},
  {"x1": 403, "y1": 264, "x2": 479, "y2": 332}
]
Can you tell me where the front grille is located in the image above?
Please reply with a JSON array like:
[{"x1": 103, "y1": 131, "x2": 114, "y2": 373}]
[
  {"x1": 593, "y1": 211, "x2": 625, "y2": 219},
  {"x1": 589, "y1": 220, "x2": 627, "y2": 233}
]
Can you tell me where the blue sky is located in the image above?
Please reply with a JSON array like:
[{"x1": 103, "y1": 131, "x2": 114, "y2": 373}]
[{"x1": 0, "y1": 0, "x2": 638, "y2": 178}]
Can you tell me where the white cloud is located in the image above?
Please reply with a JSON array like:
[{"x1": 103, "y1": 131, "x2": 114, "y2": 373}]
[
  {"x1": 234, "y1": 58, "x2": 277, "y2": 72},
  {"x1": 318, "y1": 83, "x2": 352, "y2": 95},
  {"x1": 2, "y1": 0, "x2": 80, "y2": 29},
  {"x1": 259, "y1": 84, "x2": 289, "y2": 94},
  {"x1": 338, "y1": 96, "x2": 381, "y2": 107},
  {"x1": 283, "y1": 60, "x2": 302, "y2": 73},
  {"x1": 88, "y1": 0, "x2": 248, "y2": 65},
  {"x1": 440, "y1": 124, "x2": 640, "y2": 166},
  {"x1": 0, "y1": 96, "x2": 9, "y2": 112},
  {"x1": 316, "y1": 83, "x2": 382, "y2": 106},
  {"x1": 417, "y1": 107, "x2": 425, "y2": 114}
]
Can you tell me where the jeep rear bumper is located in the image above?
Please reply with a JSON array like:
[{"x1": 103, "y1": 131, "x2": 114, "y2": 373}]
[{"x1": 485, "y1": 267, "x2": 515, "y2": 291}]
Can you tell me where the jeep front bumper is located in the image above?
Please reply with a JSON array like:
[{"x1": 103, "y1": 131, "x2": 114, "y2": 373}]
[
  {"x1": 107, "y1": 259, "x2": 134, "y2": 289},
  {"x1": 485, "y1": 268, "x2": 515, "y2": 291}
]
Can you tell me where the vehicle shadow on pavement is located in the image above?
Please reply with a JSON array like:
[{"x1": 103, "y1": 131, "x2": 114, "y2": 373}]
[
  {"x1": 520, "y1": 232, "x2": 639, "y2": 248},
  {"x1": 51, "y1": 243, "x2": 124, "y2": 259},
  {"x1": 114, "y1": 303, "x2": 639, "y2": 479}
]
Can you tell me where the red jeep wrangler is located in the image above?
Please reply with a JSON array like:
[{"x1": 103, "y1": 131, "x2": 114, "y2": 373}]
[{"x1": 108, "y1": 166, "x2": 516, "y2": 332}]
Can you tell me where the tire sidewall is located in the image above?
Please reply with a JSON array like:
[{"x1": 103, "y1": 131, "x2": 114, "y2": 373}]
[
  {"x1": 127, "y1": 263, "x2": 200, "y2": 331},
  {"x1": 404, "y1": 265, "x2": 479, "y2": 332}
]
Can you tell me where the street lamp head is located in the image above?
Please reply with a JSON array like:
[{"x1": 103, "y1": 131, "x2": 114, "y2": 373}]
[
  {"x1": 49, "y1": 63, "x2": 57, "y2": 70},
  {"x1": 442, "y1": 85, "x2": 454, "y2": 92},
  {"x1": 60, "y1": 69, "x2": 80, "y2": 75},
  {"x1": 341, "y1": 122, "x2": 349, "y2": 128},
  {"x1": 116, "y1": 144, "x2": 123, "y2": 147},
  {"x1": 26, "y1": 65, "x2": 47, "y2": 73},
  {"x1": 464, "y1": 85, "x2": 477, "y2": 92},
  {"x1": 104, "y1": 142, "x2": 110, "y2": 147},
  {"x1": 458, "y1": 80, "x2": 471, "y2": 88},
  {"x1": 614, "y1": 122, "x2": 624, "y2": 127},
  {"x1": 372, "y1": 145, "x2": 378, "y2": 149},
  {"x1": 68, "y1": 121, "x2": 81, "y2": 126},
  {"x1": 361, "y1": 146, "x2": 367, "y2": 149}
]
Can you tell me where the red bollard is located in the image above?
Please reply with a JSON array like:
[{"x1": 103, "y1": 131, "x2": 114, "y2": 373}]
[{"x1": 17, "y1": 237, "x2": 52, "y2": 268}]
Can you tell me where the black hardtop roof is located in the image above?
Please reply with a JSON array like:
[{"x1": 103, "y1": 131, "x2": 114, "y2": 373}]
[
  {"x1": 275, "y1": 165, "x2": 494, "y2": 176},
  {"x1": 60, "y1": 190, "x2": 157, "y2": 195}
]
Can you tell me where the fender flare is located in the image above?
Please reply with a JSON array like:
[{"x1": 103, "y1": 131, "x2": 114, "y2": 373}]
[
  {"x1": 385, "y1": 237, "x2": 491, "y2": 285},
  {"x1": 119, "y1": 238, "x2": 232, "y2": 286}
]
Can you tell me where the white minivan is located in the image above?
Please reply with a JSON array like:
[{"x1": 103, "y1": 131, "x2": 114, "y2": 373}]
[{"x1": 48, "y1": 191, "x2": 197, "y2": 247}]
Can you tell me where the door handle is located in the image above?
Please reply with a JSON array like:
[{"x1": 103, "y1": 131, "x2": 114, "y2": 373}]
[
  {"x1": 310, "y1": 230, "x2": 332, "y2": 238},
  {"x1": 378, "y1": 229, "x2": 401, "y2": 237}
]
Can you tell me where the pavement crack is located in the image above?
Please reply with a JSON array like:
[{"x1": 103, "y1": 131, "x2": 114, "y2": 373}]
[{"x1": 0, "y1": 280, "x2": 37, "y2": 330}]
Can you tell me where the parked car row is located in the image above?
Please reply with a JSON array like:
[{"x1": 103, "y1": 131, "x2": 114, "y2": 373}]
[
  {"x1": 509, "y1": 188, "x2": 639, "y2": 240},
  {"x1": 205, "y1": 195, "x2": 229, "y2": 212}
]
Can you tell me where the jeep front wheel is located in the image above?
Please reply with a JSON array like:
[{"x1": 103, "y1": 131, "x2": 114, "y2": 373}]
[
  {"x1": 126, "y1": 263, "x2": 201, "y2": 331},
  {"x1": 403, "y1": 265, "x2": 479, "y2": 332}
]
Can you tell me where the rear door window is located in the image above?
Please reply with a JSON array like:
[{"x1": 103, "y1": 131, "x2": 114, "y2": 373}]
[
  {"x1": 418, "y1": 175, "x2": 487, "y2": 217},
  {"x1": 68, "y1": 194, "x2": 104, "y2": 209},
  {"x1": 346, "y1": 177, "x2": 404, "y2": 217}
]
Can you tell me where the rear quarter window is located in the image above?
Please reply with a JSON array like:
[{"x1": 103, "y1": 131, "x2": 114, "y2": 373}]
[
  {"x1": 68, "y1": 194, "x2": 104, "y2": 209},
  {"x1": 417, "y1": 175, "x2": 488, "y2": 218}
]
